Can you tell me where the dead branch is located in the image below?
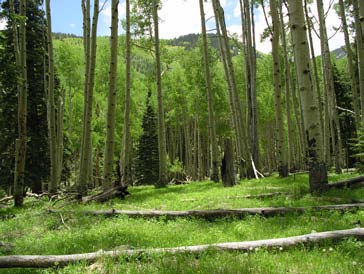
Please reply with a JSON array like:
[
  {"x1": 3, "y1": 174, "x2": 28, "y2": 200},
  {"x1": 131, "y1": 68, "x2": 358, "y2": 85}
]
[
  {"x1": 0, "y1": 228, "x2": 363, "y2": 268},
  {"x1": 81, "y1": 185, "x2": 129, "y2": 203},
  {"x1": 48, "y1": 203, "x2": 364, "y2": 219}
]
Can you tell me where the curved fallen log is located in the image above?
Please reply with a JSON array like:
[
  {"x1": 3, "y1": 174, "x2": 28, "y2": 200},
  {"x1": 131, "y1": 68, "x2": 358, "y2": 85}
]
[
  {"x1": 0, "y1": 228, "x2": 363, "y2": 268},
  {"x1": 49, "y1": 203, "x2": 364, "y2": 219}
]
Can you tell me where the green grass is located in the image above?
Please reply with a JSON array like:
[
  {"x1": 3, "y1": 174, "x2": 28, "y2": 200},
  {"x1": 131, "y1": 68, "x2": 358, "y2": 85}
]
[{"x1": 1, "y1": 173, "x2": 364, "y2": 273}]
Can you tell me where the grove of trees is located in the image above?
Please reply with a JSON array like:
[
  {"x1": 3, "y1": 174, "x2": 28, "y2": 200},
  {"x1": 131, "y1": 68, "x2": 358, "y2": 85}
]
[{"x1": 0, "y1": 0, "x2": 363, "y2": 205}]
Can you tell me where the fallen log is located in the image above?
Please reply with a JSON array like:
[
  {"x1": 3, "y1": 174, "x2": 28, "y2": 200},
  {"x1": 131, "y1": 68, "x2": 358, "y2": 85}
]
[
  {"x1": 49, "y1": 203, "x2": 364, "y2": 219},
  {"x1": 0, "y1": 196, "x2": 13, "y2": 204},
  {"x1": 226, "y1": 192, "x2": 290, "y2": 199},
  {"x1": 328, "y1": 176, "x2": 364, "y2": 189},
  {"x1": 0, "y1": 228, "x2": 363, "y2": 268},
  {"x1": 81, "y1": 186, "x2": 129, "y2": 203}
]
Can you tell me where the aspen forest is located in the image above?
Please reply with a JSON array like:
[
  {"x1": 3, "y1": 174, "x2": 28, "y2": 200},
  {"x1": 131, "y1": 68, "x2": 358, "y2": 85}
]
[{"x1": 1, "y1": 0, "x2": 364, "y2": 272}]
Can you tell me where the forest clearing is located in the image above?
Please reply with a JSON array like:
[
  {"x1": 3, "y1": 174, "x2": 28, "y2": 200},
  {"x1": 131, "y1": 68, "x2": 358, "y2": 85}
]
[
  {"x1": 1, "y1": 173, "x2": 364, "y2": 273},
  {"x1": 1, "y1": 0, "x2": 364, "y2": 272}
]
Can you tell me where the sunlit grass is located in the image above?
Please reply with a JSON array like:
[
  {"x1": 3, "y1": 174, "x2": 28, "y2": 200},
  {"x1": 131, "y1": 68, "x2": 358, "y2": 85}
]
[{"x1": 0, "y1": 172, "x2": 363, "y2": 273}]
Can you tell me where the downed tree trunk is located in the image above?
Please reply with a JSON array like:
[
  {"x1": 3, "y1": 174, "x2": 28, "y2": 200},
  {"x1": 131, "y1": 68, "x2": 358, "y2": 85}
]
[
  {"x1": 0, "y1": 196, "x2": 13, "y2": 204},
  {"x1": 49, "y1": 203, "x2": 364, "y2": 219},
  {"x1": 328, "y1": 176, "x2": 364, "y2": 189},
  {"x1": 227, "y1": 192, "x2": 290, "y2": 199},
  {"x1": 0, "y1": 228, "x2": 363, "y2": 268},
  {"x1": 81, "y1": 186, "x2": 129, "y2": 203}
]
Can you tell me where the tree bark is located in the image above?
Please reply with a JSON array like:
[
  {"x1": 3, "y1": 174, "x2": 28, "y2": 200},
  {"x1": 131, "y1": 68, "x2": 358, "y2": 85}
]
[
  {"x1": 45, "y1": 0, "x2": 58, "y2": 194},
  {"x1": 78, "y1": 0, "x2": 99, "y2": 195},
  {"x1": 1, "y1": 228, "x2": 364, "y2": 268},
  {"x1": 103, "y1": 0, "x2": 119, "y2": 189},
  {"x1": 354, "y1": 0, "x2": 364, "y2": 128},
  {"x1": 242, "y1": 0, "x2": 258, "y2": 177},
  {"x1": 199, "y1": 0, "x2": 219, "y2": 182},
  {"x1": 10, "y1": 0, "x2": 27, "y2": 207},
  {"x1": 338, "y1": 0, "x2": 361, "y2": 131},
  {"x1": 120, "y1": 0, "x2": 133, "y2": 187},
  {"x1": 152, "y1": 0, "x2": 168, "y2": 187},
  {"x1": 221, "y1": 139, "x2": 236, "y2": 187},
  {"x1": 270, "y1": 0, "x2": 288, "y2": 177},
  {"x1": 279, "y1": 3, "x2": 298, "y2": 171},
  {"x1": 316, "y1": 0, "x2": 343, "y2": 174},
  {"x1": 287, "y1": 0, "x2": 328, "y2": 193}
]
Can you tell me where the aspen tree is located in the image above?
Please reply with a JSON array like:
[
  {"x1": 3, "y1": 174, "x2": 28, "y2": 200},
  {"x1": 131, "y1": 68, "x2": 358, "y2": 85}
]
[
  {"x1": 152, "y1": 0, "x2": 168, "y2": 187},
  {"x1": 270, "y1": 0, "x2": 288, "y2": 177},
  {"x1": 103, "y1": 0, "x2": 119, "y2": 189},
  {"x1": 11, "y1": 0, "x2": 27, "y2": 206},
  {"x1": 199, "y1": 0, "x2": 219, "y2": 182},
  {"x1": 287, "y1": 0, "x2": 328, "y2": 192}
]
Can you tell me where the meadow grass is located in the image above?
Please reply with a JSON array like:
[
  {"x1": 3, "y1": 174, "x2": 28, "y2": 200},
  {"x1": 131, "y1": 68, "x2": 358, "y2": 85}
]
[{"x1": 0, "y1": 173, "x2": 364, "y2": 273}]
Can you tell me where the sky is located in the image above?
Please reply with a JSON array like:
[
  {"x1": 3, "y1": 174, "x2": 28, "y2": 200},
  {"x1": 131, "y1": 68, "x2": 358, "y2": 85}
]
[{"x1": 0, "y1": 0, "x2": 345, "y2": 54}]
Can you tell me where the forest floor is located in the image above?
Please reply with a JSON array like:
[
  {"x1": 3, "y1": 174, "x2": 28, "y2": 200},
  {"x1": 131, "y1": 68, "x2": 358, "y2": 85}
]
[{"x1": 1, "y1": 172, "x2": 364, "y2": 273}]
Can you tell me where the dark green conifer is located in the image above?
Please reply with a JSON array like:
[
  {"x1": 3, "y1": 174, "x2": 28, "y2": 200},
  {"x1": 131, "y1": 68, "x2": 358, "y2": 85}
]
[{"x1": 135, "y1": 91, "x2": 159, "y2": 185}]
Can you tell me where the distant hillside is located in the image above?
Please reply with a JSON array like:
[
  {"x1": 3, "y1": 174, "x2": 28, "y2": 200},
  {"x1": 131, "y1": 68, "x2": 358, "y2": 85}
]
[
  {"x1": 167, "y1": 33, "x2": 220, "y2": 50},
  {"x1": 331, "y1": 46, "x2": 347, "y2": 59},
  {"x1": 52, "y1": 32, "x2": 82, "y2": 40}
]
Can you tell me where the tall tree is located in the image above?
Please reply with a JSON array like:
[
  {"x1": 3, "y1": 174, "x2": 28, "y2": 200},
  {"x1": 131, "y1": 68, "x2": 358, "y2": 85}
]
[
  {"x1": 354, "y1": 0, "x2": 364, "y2": 128},
  {"x1": 338, "y1": 0, "x2": 361, "y2": 131},
  {"x1": 78, "y1": 0, "x2": 99, "y2": 196},
  {"x1": 269, "y1": 0, "x2": 288, "y2": 177},
  {"x1": 120, "y1": 0, "x2": 133, "y2": 187},
  {"x1": 45, "y1": 0, "x2": 59, "y2": 193},
  {"x1": 287, "y1": 0, "x2": 328, "y2": 192},
  {"x1": 0, "y1": 0, "x2": 49, "y2": 195},
  {"x1": 152, "y1": 0, "x2": 168, "y2": 187},
  {"x1": 103, "y1": 0, "x2": 119, "y2": 189},
  {"x1": 316, "y1": 0, "x2": 343, "y2": 173},
  {"x1": 10, "y1": 0, "x2": 27, "y2": 206},
  {"x1": 136, "y1": 91, "x2": 159, "y2": 185},
  {"x1": 213, "y1": 0, "x2": 249, "y2": 179},
  {"x1": 240, "y1": 0, "x2": 258, "y2": 177},
  {"x1": 199, "y1": 0, "x2": 219, "y2": 182}
]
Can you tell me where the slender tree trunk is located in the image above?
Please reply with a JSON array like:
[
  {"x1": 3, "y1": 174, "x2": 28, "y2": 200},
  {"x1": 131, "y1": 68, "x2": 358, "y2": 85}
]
[
  {"x1": 45, "y1": 0, "x2": 58, "y2": 194},
  {"x1": 270, "y1": 0, "x2": 288, "y2": 177},
  {"x1": 103, "y1": 0, "x2": 119, "y2": 190},
  {"x1": 213, "y1": 0, "x2": 249, "y2": 179},
  {"x1": 354, "y1": 0, "x2": 364, "y2": 128},
  {"x1": 120, "y1": 0, "x2": 133, "y2": 187},
  {"x1": 316, "y1": 0, "x2": 342, "y2": 173},
  {"x1": 56, "y1": 91, "x2": 65, "y2": 187},
  {"x1": 153, "y1": 0, "x2": 168, "y2": 187},
  {"x1": 338, "y1": 0, "x2": 361, "y2": 131},
  {"x1": 221, "y1": 139, "x2": 236, "y2": 187},
  {"x1": 279, "y1": 3, "x2": 297, "y2": 171},
  {"x1": 199, "y1": 0, "x2": 219, "y2": 182},
  {"x1": 11, "y1": 0, "x2": 27, "y2": 207},
  {"x1": 241, "y1": 0, "x2": 258, "y2": 178},
  {"x1": 287, "y1": 0, "x2": 328, "y2": 192},
  {"x1": 78, "y1": 0, "x2": 99, "y2": 196},
  {"x1": 303, "y1": 0, "x2": 327, "y2": 164}
]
